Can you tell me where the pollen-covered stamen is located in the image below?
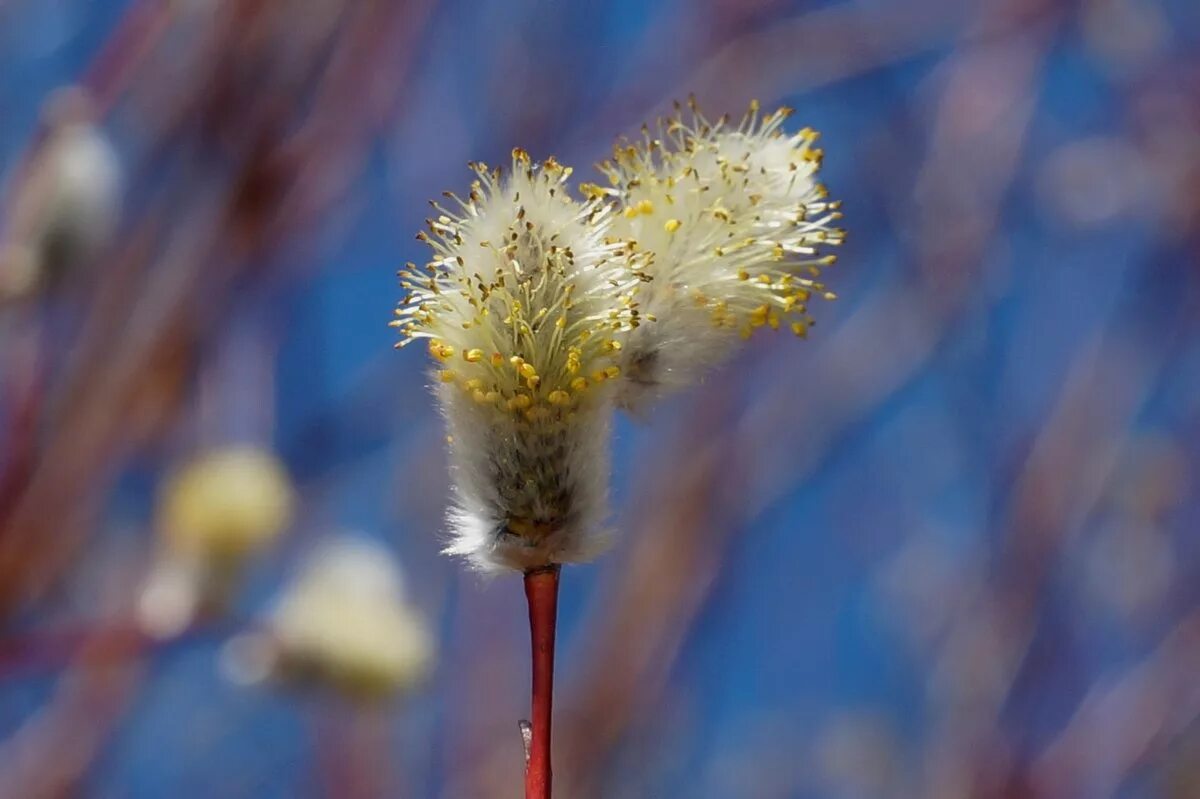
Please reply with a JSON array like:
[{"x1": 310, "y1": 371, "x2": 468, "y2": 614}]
[{"x1": 396, "y1": 151, "x2": 647, "y2": 413}]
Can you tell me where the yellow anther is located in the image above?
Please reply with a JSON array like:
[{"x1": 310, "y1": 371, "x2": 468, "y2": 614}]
[
  {"x1": 570, "y1": 377, "x2": 589, "y2": 392},
  {"x1": 637, "y1": 199, "x2": 654, "y2": 215},
  {"x1": 464, "y1": 348, "x2": 484, "y2": 363},
  {"x1": 791, "y1": 321, "x2": 809, "y2": 338},
  {"x1": 737, "y1": 269, "x2": 750, "y2": 281},
  {"x1": 429, "y1": 341, "x2": 455, "y2": 361},
  {"x1": 664, "y1": 218, "x2": 681, "y2": 234},
  {"x1": 527, "y1": 375, "x2": 541, "y2": 390},
  {"x1": 472, "y1": 389, "x2": 489, "y2": 404},
  {"x1": 508, "y1": 394, "x2": 532, "y2": 411},
  {"x1": 518, "y1": 362, "x2": 538, "y2": 380},
  {"x1": 490, "y1": 352, "x2": 504, "y2": 366},
  {"x1": 464, "y1": 378, "x2": 483, "y2": 391},
  {"x1": 749, "y1": 304, "x2": 770, "y2": 328},
  {"x1": 438, "y1": 369, "x2": 456, "y2": 383},
  {"x1": 623, "y1": 206, "x2": 640, "y2": 219},
  {"x1": 590, "y1": 370, "x2": 607, "y2": 384},
  {"x1": 604, "y1": 365, "x2": 621, "y2": 379},
  {"x1": 547, "y1": 390, "x2": 572, "y2": 406},
  {"x1": 768, "y1": 311, "x2": 780, "y2": 330}
]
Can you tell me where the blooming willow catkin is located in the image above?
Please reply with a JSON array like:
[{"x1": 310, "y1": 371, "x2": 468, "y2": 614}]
[
  {"x1": 593, "y1": 99, "x2": 845, "y2": 412},
  {"x1": 393, "y1": 150, "x2": 647, "y2": 572}
]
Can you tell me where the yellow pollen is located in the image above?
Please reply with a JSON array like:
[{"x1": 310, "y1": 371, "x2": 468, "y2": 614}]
[
  {"x1": 547, "y1": 390, "x2": 571, "y2": 406},
  {"x1": 518, "y1": 362, "x2": 538, "y2": 380},
  {"x1": 637, "y1": 199, "x2": 654, "y2": 215},
  {"x1": 464, "y1": 348, "x2": 484, "y2": 363},
  {"x1": 604, "y1": 365, "x2": 621, "y2": 379},
  {"x1": 525, "y1": 406, "x2": 552, "y2": 423},
  {"x1": 570, "y1": 377, "x2": 588, "y2": 392},
  {"x1": 664, "y1": 218, "x2": 681, "y2": 233}
]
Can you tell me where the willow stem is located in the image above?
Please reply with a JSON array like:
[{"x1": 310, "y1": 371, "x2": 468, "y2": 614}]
[{"x1": 523, "y1": 564, "x2": 560, "y2": 799}]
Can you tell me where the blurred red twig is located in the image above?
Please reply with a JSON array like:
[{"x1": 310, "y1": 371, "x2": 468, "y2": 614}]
[
  {"x1": 0, "y1": 629, "x2": 144, "y2": 799},
  {"x1": 1032, "y1": 609, "x2": 1200, "y2": 797},
  {"x1": 0, "y1": 0, "x2": 437, "y2": 619}
]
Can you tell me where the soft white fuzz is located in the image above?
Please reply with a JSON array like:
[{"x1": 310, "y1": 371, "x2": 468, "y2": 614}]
[
  {"x1": 268, "y1": 537, "x2": 433, "y2": 698},
  {"x1": 593, "y1": 99, "x2": 845, "y2": 412},
  {"x1": 393, "y1": 151, "x2": 646, "y2": 572}
]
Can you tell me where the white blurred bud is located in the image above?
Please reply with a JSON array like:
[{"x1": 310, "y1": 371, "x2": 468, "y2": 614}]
[
  {"x1": 266, "y1": 536, "x2": 434, "y2": 700},
  {"x1": 1, "y1": 87, "x2": 122, "y2": 299}
]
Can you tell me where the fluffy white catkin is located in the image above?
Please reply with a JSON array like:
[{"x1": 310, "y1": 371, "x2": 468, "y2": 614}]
[
  {"x1": 394, "y1": 151, "x2": 647, "y2": 572},
  {"x1": 592, "y1": 99, "x2": 845, "y2": 412}
]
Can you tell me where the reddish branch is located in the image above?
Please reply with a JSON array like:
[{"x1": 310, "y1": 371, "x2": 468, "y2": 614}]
[{"x1": 524, "y1": 565, "x2": 560, "y2": 799}]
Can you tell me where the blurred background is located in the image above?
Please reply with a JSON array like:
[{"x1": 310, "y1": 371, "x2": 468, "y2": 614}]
[{"x1": 0, "y1": 0, "x2": 1198, "y2": 797}]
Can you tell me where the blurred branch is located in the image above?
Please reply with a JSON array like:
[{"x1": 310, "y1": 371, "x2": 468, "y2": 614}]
[
  {"x1": 0, "y1": 0, "x2": 437, "y2": 618},
  {"x1": 1032, "y1": 608, "x2": 1200, "y2": 798},
  {"x1": 0, "y1": 630, "x2": 144, "y2": 799},
  {"x1": 557, "y1": 390, "x2": 743, "y2": 798}
]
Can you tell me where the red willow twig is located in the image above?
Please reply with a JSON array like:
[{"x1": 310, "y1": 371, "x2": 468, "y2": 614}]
[{"x1": 523, "y1": 564, "x2": 561, "y2": 799}]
